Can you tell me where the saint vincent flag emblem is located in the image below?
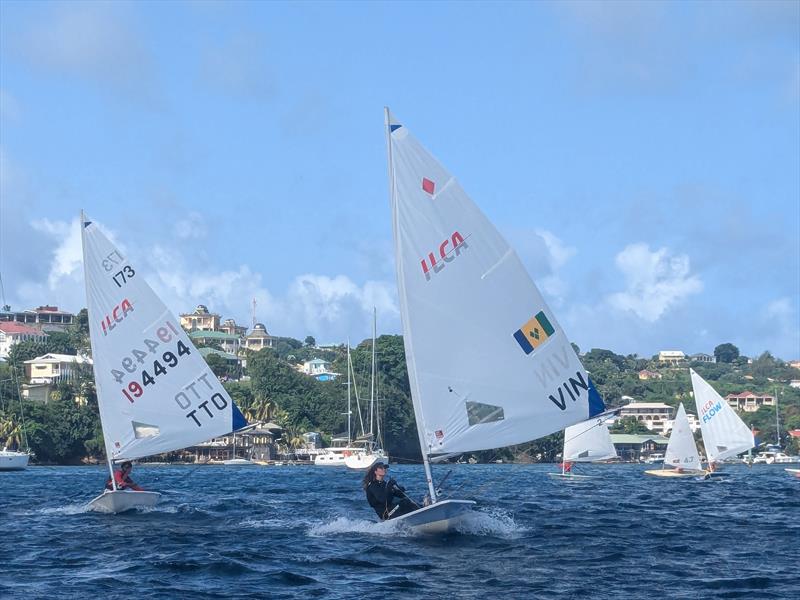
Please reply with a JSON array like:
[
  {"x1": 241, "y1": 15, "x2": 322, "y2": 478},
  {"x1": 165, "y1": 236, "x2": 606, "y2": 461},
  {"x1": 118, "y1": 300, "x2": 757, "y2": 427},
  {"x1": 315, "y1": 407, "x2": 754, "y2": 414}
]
[{"x1": 513, "y1": 310, "x2": 555, "y2": 355}]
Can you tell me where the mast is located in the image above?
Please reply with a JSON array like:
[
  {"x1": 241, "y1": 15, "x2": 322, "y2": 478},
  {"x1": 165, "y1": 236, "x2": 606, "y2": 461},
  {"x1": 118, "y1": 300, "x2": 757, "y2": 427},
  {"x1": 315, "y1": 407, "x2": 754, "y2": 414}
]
[
  {"x1": 347, "y1": 341, "x2": 352, "y2": 444},
  {"x1": 385, "y1": 107, "x2": 437, "y2": 502},
  {"x1": 369, "y1": 307, "x2": 376, "y2": 443},
  {"x1": 80, "y1": 210, "x2": 117, "y2": 490},
  {"x1": 775, "y1": 387, "x2": 780, "y2": 447}
]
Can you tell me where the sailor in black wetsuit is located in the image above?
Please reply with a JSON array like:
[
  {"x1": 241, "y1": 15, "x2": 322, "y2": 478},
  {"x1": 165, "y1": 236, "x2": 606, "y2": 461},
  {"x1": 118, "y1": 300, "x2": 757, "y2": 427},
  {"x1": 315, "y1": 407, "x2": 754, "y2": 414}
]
[{"x1": 363, "y1": 462, "x2": 417, "y2": 520}]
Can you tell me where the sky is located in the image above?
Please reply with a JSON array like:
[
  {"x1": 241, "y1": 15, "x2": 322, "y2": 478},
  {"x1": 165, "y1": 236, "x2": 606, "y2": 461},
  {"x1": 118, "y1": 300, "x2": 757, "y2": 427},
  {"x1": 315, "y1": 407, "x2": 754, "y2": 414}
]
[{"x1": 0, "y1": 0, "x2": 798, "y2": 359}]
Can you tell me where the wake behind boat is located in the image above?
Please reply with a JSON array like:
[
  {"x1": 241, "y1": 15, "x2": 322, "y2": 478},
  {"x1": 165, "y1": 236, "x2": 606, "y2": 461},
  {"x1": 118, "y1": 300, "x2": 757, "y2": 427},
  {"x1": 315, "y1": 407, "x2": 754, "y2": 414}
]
[
  {"x1": 383, "y1": 109, "x2": 605, "y2": 532},
  {"x1": 80, "y1": 212, "x2": 248, "y2": 513}
]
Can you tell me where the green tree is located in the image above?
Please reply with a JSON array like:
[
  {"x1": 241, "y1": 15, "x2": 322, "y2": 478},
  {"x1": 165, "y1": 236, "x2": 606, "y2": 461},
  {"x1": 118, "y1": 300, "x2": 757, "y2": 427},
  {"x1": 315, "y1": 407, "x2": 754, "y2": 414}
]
[
  {"x1": 304, "y1": 336, "x2": 316, "y2": 347},
  {"x1": 714, "y1": 343, "x2": 740, "y2": 363},
  {"x1": 203, "y1": 353, "x2": 230, "y2": 378}
]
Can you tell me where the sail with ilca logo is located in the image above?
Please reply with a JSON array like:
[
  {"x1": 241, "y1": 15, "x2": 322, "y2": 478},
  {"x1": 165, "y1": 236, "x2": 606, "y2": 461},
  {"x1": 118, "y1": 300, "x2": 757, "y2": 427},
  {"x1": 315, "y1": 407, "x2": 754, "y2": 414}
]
[
  {"x1": 691, "y1": 368, "x2": 753, "y2": 467},
  {"x1": 81, "y1": 212, "x2": 246, "y2": 512},
  {"x1": 384, "y1": 109, "x2": 605, "y2": 531}
]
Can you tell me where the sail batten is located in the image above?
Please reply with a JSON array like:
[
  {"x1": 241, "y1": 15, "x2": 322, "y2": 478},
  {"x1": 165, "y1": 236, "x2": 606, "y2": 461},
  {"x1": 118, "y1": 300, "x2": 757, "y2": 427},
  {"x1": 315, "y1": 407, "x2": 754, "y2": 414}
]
[
  {"x1": 81, "y1": 214, "x2": 246, "y2": 461},
  {"x1": 386, "y1": 111, "x2": 603, "y2": 456},
  {"x1": 691, "y1": 369, "x2": 754, "y2": 463}
]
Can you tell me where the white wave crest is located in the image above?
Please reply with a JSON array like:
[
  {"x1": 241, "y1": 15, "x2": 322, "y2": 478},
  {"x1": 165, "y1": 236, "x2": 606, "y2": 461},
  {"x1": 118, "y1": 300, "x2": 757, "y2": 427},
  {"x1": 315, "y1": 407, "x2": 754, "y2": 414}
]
[
  {"x1": 307, "y1": 516, "x2": 412, "y2": 537},
  {"x1": 40, "y1": 503, "x2": 92, "y2": 515},
  {"x1": 454, "y1": 508, "x2": 524, "y2": 537}
]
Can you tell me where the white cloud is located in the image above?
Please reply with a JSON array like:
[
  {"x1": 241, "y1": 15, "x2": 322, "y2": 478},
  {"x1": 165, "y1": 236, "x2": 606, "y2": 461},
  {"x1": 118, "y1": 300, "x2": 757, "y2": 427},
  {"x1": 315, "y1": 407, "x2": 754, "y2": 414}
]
[
  {"x1": 607, "y1": 243, "x2": 703, "y2": 321},
  {"x1": 508, "y1": 228, "x2": 576, "y2": 303},
  {"x1": 30, "y1": 218, "x2": 83, "y2": 290},
  {"x1": 174, "y1": 212, "x2": 208, "y2": 240},
  {"x1": 10, "y1": 216, "x2": 399, "y2": 346}
]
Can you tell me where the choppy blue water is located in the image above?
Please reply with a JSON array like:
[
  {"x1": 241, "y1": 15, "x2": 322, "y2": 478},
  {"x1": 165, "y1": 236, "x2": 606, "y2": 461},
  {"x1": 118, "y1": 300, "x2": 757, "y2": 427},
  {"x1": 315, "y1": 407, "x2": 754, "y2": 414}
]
[{"x1": 2, "y1": 463, "x2": 798, "y2": 599}]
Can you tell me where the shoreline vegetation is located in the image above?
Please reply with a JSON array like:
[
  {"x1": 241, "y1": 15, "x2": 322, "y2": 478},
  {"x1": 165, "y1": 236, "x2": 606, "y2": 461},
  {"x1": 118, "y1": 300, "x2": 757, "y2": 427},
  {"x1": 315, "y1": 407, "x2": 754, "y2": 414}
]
[{"x1": 2, "y1": 314, "x2": 799, "y2": 465}]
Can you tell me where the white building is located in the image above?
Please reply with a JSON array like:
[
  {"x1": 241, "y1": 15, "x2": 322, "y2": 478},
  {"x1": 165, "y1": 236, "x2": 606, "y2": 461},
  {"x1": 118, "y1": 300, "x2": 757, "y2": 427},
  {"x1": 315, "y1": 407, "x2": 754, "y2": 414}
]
[
  {"x1": 663, "y1": 412, "x2": 701, "y2": 434},
  {"x1": 0, "y1": 323, "x2": 48, "y2": 358},
  {"x1": 619, "y1": 400, "x2": 674, "y2": 434},
  {"x1": 658, "y1": 350, "x2": 686, "y2": 364},
  {"x1": 302, "y1": 358, "x2": 331, "y2": 376},
  {"x1": 690, "y1": 353, "x2": 716, "y2": 363}
]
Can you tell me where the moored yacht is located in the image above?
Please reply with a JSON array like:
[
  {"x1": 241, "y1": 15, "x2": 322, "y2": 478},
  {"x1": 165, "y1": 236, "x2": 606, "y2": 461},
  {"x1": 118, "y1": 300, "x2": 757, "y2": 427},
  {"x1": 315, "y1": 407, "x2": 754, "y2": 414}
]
[{"x1": 0, "y1": 448, "x2": 30, "y2": 471}]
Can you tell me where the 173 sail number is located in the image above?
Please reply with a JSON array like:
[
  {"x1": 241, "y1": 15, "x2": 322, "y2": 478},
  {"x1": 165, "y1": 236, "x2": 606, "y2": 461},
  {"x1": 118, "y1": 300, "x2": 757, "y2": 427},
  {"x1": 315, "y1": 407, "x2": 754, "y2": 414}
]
[{"x1": 101, "y1": 250, "x2": 135, "y2": 288}]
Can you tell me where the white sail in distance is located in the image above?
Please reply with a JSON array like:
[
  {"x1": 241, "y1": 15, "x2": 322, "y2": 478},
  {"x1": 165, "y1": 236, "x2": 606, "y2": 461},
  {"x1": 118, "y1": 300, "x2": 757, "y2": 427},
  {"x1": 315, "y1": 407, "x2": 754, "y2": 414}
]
[
  {"x1": 81, "y1": 214, "x2": 246, "y2": 461},
  {"x1": 690, "y1": 369, "x2": 754, "y2": 463},
  {"x1": 563, "y1": 417, "x2": 618, "y2": 462},
  {"x1": 386, "y1": 110, "x2": 605, "y2": 456},
  {"x1": 664, "y1": 403, "x2": 701, "y2": 471}
]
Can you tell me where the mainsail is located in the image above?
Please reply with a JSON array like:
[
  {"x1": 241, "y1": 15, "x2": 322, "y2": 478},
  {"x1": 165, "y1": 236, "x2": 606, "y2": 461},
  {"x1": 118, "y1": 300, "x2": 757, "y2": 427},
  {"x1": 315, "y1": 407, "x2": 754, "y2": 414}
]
[
  {"x1": 690, "y1": 369, "x2": 754, "y2": 463},
  {"x1": 81, "y1": 213, "x2": 246, "y2": 462},
  {"x1": 563, "y1": 417, "x2": 618, "y2": 462},
  {"x1": 386, "y1": 109, "x2": 604, "y2": 458},
  {"x1": 664, "y1": 403, "x2": 701, "y2": 470}
]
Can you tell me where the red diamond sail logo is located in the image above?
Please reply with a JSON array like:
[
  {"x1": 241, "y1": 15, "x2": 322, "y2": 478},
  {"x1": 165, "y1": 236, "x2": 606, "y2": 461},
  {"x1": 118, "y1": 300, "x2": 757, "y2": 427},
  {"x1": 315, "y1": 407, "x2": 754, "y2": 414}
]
[{"x1": 422, "y1": 177, "x2": 435, "y2": 195}]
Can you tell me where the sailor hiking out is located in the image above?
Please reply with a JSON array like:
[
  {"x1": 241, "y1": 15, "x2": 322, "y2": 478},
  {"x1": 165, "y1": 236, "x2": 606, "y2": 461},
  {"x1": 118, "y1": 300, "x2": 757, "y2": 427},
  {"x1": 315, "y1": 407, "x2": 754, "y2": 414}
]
[{"x1": 363, "y1": 462, "x2": 417, "y2": 520}]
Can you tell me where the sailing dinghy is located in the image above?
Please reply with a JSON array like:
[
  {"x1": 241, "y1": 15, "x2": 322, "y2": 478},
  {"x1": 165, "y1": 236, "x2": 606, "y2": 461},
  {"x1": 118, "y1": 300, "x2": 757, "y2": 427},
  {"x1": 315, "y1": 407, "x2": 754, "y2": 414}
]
[
  {"x1": 81, "y1": 212, "x2": 247, "y2": 513},
  {"x1": 549, "y1": 414, "x2": 618, "y2": 480},
  {"x1": 691, "y1": 369, "x2": 753, "y2": 478},
  {"x1": 645, "y1": 403, "x2": 705, "y2": 478},
  {"x1": 384, "y1": 109, "x2": 605, "y2": 532}
]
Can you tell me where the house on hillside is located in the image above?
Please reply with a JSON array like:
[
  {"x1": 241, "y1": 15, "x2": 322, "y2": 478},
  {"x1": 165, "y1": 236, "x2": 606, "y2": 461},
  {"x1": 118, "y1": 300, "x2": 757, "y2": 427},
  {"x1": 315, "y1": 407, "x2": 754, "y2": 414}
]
[
  {"x1": 180, "y1": 305, "x2": 221, "y2": 332},
  {"x1": 24, "y1": 353, "x2": 92, "y2": 384},
  {"x1": 0, "y1": 322, "x2": 48, "y2": 358},
  {"x1": 638, "y1": 369, "x2": 662, "y2": 380},
  {"x1": 0, "y1": 305, "x2": 75, "y2": 333},
  {"x1": 690, "y1": 353, "x2": 716, "y2": 363},
  {"x1": 619, "y1": 400, "x2": 674, "y2": 434},
  {"x1": 725, "y1": 391, "x2": 775, "y2": 413},
  {"x1": 658, "y1": 350, "x2": 686, "y2": 364}
]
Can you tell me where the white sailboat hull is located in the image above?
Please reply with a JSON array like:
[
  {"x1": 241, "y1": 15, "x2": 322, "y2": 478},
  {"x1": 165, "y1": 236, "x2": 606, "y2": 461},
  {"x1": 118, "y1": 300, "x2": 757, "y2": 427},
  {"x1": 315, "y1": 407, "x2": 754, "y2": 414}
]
[
  {"x1": 785, "y1": 468, "x2": 800, "y2": 475},
  {"x1": 0, "y1": 451, "x2": 30, "y2": 471},
  {"x1": 644, "y1": 469, "x2": 707, "y2": 478},
  {"x1": 344, "y1": 451, "x2": 388, "y2": 470},
  {"x1": 87, "y1": 490, "x2": 162, "y2": 513},
  {"x1": 391, "y1": 499, "x2": 476, "y2": 534},
  {"x1": 547, "y1": 472, "x2": 595, "y2": 480},
  {"x1": 222, "y1": 458, "x2": 255, "y2": 466}
]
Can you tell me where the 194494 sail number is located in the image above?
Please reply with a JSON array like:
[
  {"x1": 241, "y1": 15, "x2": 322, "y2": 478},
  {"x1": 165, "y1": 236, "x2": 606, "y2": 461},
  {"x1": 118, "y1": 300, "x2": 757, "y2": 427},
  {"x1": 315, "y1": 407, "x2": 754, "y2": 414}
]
[{"x1": 110, "y1": 321, "x2": 190, "y2": 403}]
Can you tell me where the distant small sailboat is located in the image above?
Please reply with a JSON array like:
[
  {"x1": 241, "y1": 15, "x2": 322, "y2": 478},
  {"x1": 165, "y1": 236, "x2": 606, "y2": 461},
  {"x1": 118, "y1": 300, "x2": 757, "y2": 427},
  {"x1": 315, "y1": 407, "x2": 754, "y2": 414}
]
[
  {"x1": 549, "y1": 415, "x2": 617, "y2": 480},
  {"x1": 691, "y1": 369, "x2": 753, "y2": 477},
  {"x1": 80, "y1": 212, "x2": 247, "y2": 512},
  {"x1": 384, "y1": 109, "x2": 605, "y2": 532},
  {"x1": 345, "y1": 309, "x2": 388, "y2": 470},
  {"x1": 222, "y1": 430, "x2": 254, "y2": 465},
  {"x1": 645, "y1": 403, "x2": 705, "y2": 478}
]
